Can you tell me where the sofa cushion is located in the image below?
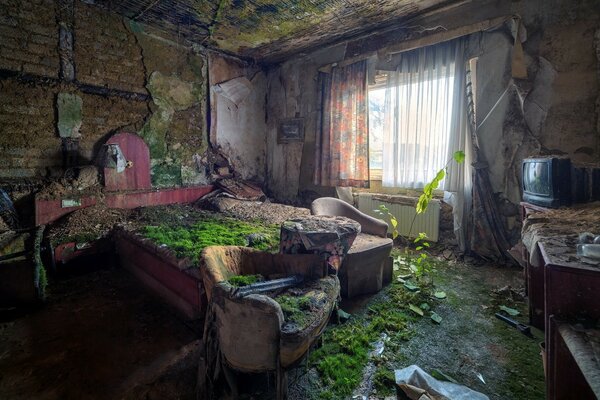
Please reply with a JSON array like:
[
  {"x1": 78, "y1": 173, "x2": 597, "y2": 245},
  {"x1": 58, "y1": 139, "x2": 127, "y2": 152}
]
[{"x1": 348, "y1": 233, "x2": 393, "y2": 254}]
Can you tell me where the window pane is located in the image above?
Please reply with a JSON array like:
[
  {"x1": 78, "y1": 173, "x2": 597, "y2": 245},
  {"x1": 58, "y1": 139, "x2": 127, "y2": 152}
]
[{"x1": 368, "y1": 87, "x2": 385, "y2": 170}]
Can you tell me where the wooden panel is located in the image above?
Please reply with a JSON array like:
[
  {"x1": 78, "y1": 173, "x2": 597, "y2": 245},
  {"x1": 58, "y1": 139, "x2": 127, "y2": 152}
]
[
  {"x1": 547, "y1": 317, "x2": 599, "y2": 400},
  {"x1": 527, "y1": 255, "x2": 545, "y2": 330},
  {"x1": 104, "y1": 186, "x2": 213, "y2": 209},
  {"x1": 104, "y1": 132, "x2": 151, "y2": 192},
  {"x1": 35, "y1": 186, "x2": 213, "y2": 225},
  {"x1": 35, "y1": 197, "x2": 97, "y2": 226},
  {"x1": 116, "y1": 234, "x2": 205, "y2": 320}
]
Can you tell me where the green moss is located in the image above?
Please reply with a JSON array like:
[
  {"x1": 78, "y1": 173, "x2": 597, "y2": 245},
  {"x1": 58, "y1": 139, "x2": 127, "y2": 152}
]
[
  {"x1": 142, "y1": 215, "x2": 279, "y2": 265},
  {"x1": 310, "y1": 322, "x2": 372, "y2": 397},
  {"x1": 147, "y1": 72, "x2": 197, "y2": 111},
  {"x1": 373, "y1": 368, "x2": 395, "y2": 396},
  {"x1": 139, "y1": 111, "x2": 172, "y2": 159},
  {"x1": 210, "y1": 0, "x2": 231, "y2": 36},
  {"x1": 209, "y1": 0, "x2": 330, "y2": 51},
  {"x1": 275, "y1": 294, "x2": 312, "y2": 325},
  {"x1": 34, "y1": 226, "x2": 48, "y2": 300},
  {"x1": 138, "y1": 69, "x2": 207, "y2": 188},
  {"x1": 309, "y1": 268, "x2": 428, "y2": 398},
  {"x1": 492, "y1": 308, "x2": 545, "y2": 399},
  {"x1": 227, "y1": 274, "x2": 262, "y2": 287},
  {"x1": 151, "y1": 162, "x2": 182, "y2": 188}
]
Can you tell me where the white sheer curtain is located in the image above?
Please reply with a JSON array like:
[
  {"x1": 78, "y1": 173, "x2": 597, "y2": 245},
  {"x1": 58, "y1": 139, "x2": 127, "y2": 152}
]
[
  {"x1": 382, "y1": 40, "x2": 463, "y2": 190},
  {"x1": 381, "y1": 39, "x2": 472, "y2": 249}
]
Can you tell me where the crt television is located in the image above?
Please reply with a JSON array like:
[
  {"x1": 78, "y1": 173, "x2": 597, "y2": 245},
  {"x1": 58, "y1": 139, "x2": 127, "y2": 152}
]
[{"x1": 522, "y1": 157, "x2": 571, "y2": 208}]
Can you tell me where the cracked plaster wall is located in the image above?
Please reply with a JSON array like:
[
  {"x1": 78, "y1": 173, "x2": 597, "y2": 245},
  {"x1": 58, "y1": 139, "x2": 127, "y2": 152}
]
[
  {"x1": 208, "y1": 52, "x2": 267, "y2": 183},
  {"x1": 473, "y1": 0, "x2": 600, "y2": 240},
  {"x1": 0, "y1": 0, "x2": 209, "y2": 188}
]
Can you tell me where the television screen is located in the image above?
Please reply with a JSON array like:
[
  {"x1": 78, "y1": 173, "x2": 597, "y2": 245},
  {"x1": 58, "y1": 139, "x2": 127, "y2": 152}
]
[{"x1": 523, "y1": 161, "x2": 551, "y2": 196}]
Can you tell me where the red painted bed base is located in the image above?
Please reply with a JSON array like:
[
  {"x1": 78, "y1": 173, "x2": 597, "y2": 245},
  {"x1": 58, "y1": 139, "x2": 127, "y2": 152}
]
[
  {"x1": 115, "y1": 230, "x2": 206, "y2": 321},
  {"x1": 35, "y1": 185, "x2": 213, "y2": 226}
]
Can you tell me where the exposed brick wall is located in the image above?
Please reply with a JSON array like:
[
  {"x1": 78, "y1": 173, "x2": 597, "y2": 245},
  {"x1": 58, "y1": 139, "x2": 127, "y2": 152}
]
[
  {"x1": 74, "y1": 2, "x2": 146, "y2": 93},
  {"x1": 0, "y1": 0, "x2": 60, "y2": 77},
  {"x1": 0, "y1": 0, "x2": 206, "y2": 186},
  {"x1": 0, "y1": 80, "x2": 58, "y2": 178},
  {"x1": 79, "y1": 93, "x2": 149, "y2": 161}
]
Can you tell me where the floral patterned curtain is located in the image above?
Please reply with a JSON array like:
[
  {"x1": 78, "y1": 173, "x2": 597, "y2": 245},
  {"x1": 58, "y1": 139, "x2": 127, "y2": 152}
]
[{"x1": 314, "y1": 60, "x2": 369, "y2": 188}]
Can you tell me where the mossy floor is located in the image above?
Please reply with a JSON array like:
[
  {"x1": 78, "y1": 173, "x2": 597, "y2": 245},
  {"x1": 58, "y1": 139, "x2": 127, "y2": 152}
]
[{"x1": 283, "y1": 249, "x2": 545, "y2": 400}]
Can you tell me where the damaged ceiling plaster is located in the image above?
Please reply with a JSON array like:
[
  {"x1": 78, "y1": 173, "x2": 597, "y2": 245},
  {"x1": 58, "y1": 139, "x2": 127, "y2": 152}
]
[{"x1": 90, "y1": 0, "x2": 463, "y2": 62}]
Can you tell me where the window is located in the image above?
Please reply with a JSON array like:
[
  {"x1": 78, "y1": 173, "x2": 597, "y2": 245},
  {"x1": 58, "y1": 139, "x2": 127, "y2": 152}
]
[
  {"x1": 368, "y1": 43, "x2": 465, "y2": 190},
  {"x1": 368, "y1": 74, "x2": 387, "y2": 181}
]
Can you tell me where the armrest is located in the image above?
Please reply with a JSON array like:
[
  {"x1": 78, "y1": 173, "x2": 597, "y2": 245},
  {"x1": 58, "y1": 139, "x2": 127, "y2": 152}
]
[{"x1": 310, "y1": 197, "x2": 389, "y2": 238}]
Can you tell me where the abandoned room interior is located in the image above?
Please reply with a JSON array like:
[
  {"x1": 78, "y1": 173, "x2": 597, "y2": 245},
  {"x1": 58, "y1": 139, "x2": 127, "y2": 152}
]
[{"x1": 1, "y1": 0, "x2": 599, "y2": 399}]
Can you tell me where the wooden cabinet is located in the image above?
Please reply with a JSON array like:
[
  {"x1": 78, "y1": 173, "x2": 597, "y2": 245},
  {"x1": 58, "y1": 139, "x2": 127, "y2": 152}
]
[
  {"x1": 519, "y1": 202, "x2": 600, "y2": 399},
  {"x1": 520, "y1": 201, "x2": 549, "y2": 330}
]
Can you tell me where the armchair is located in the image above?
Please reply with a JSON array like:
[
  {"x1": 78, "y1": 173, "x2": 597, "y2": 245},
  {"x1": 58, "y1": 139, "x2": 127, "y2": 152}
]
[{"x1": 311, "y1": 197, "x2": 394, "y2": 297}]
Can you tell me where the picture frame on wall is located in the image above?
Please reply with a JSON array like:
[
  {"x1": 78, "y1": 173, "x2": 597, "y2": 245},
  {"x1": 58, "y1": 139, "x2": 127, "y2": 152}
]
[{"x1": 278, "y1": 118, "x2": 304, "y2": 144}]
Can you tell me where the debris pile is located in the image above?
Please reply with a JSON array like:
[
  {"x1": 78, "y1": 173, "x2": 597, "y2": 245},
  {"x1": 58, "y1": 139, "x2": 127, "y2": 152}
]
[
  {"x1": 47, "y1": 205, "x2": 131, "y2": 245},
  {"x1": 36, "y1": 166, "x2": 102, "y2": 201}
]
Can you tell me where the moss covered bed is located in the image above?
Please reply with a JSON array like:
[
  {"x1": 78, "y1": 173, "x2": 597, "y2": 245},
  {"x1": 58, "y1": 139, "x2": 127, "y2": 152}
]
[{"x1": 127, "y1": 205, "x2": 282, "y2": 266}]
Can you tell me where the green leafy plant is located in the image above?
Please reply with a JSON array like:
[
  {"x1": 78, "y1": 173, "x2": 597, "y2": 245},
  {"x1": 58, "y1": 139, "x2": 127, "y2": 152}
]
[
  {"x1": 413, "y1": 150, "x2": 465, "y2": 235},
  {"x1": 374, "y1": 204, "x2": 399, "y2": 240},
  {"x1": 376, "y1": 151, "x2": 465, "y2": 241},
  {"x1": 412, "y1": 232, "x2": 432, "y2": 279}
]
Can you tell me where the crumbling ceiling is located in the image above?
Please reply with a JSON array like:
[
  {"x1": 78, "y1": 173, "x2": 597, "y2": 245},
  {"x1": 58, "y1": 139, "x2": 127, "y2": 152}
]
[{"x1": 90, "y1": 0, "x2": 463, "y2": 63}]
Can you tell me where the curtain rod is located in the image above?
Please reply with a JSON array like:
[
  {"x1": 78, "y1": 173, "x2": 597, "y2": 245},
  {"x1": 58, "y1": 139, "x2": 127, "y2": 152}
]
[
  {"x1": 318, "y1": 14, "x2": 517, "y2": 73},
  {"x1": 383, "y1": 15, "x2": 516, "y2": 56}
]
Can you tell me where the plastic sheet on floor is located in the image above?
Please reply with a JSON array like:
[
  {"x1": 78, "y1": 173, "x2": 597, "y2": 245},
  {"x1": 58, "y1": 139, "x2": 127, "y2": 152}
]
[{"x1": 395, "y1": 365, "x2": 489, "y2": 400}]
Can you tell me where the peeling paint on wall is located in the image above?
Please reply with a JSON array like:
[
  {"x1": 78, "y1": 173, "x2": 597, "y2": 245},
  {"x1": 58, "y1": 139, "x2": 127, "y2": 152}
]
[
  {"x1": 208, "y1": 52, "x2": 267, "y2": 183},
  {"x1": 133, "y1": 26, "x2": 209, "y2": 187}
]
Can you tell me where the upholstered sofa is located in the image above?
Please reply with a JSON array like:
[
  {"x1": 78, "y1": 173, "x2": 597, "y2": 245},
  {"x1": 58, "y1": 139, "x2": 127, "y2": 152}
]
[{"x1": 311, "y1": 197, "x2": 394, "y2": 298}]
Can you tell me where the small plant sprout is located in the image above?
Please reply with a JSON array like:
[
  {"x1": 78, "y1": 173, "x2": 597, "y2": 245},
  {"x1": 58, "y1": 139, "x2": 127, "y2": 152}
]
[{"x1": 374, "y1": 204, "x2": 399, "y2": 240}]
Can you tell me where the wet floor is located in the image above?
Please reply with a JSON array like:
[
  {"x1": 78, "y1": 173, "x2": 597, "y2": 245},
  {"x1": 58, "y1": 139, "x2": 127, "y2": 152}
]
[
  {"x1": 386, "y1": 260, "x2": 545, "y2": 400},
  {"x1": 0, "y1": 264, "x2": 198, "y2": 400},
  {"x1": 0, "y1": 255, "x2": 545, "y2": 400},
  {"x1": 287, "y1": 256, "x2": 545, "y2": 400}
]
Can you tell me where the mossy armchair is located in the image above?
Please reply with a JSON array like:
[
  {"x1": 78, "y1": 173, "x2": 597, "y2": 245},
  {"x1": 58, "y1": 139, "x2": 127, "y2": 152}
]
[{"x1": 198, "y1": 246, "x2": 339, "y2": 399}]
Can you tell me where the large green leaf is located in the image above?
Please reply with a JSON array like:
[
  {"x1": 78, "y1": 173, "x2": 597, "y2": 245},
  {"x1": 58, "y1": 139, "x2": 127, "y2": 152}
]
[
  {"x1": 434, "y1": 169, "x2": 446, "y2": 183},
  {"x1": 430, "y1": 312, "x2": 443, "y2": 324},
  {"x1": 416, "y1": 195, "x2": 429, "y2": 214},
  {"x1": 409, "y1": 304, "x2": 424, "y2": 316},
  {"x1": 500, "y1": 305, "x2": 520, "y2": 316},
  {"x1": 453, "y1": 150, "x2": 466, "y2": 163}
]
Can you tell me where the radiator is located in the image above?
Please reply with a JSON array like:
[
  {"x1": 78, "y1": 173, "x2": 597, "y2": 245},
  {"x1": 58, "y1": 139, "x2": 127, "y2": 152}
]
[{"x1": 356, "y1": 193, "x2": 440, "y2": 242}]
